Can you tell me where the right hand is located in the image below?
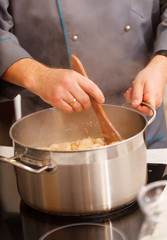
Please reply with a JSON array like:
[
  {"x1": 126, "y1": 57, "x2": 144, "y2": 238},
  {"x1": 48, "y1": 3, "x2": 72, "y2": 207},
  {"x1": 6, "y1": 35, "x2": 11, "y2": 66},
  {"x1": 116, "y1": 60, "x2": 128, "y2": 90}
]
[
  {"x1": 124, "y1": 55, "x2": 167, "y2": 116},
  {"x1": 2, "y1": 58, "x2": 105, "y2": 113}
]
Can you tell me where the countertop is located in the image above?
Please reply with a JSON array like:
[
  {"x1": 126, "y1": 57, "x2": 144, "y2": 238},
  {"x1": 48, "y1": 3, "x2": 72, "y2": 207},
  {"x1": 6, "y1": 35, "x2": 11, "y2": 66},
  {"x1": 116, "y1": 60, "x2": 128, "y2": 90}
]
[{"x1": 147, "y1": 148, "x2": 167, "y2": 164}]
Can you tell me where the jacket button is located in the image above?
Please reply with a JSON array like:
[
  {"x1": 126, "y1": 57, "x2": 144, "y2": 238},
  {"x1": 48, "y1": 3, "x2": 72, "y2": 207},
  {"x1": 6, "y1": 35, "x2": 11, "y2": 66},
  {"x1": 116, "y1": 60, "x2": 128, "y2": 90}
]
[
  {"x1": 124, "y1": 25, "x2": 131, "y2": 32},
  {"x1": 72, "y1": 35, "x2": 78, "y2": 41}
]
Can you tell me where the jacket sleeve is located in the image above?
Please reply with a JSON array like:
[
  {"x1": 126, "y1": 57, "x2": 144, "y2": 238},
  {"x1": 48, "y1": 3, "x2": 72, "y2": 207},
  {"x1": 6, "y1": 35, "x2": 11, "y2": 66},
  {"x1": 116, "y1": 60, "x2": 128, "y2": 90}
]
[
  {"x1": 0, "y1": 0, "x2": 32, "y2": 101},
  {"x1": 154, "y1": 1, "x2": 167, "y2": 51}
]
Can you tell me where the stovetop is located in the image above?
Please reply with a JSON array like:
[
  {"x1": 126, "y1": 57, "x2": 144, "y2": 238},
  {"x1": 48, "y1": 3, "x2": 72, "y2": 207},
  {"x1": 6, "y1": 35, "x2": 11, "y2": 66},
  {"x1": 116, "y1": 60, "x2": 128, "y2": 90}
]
[{"x1": 1, "y1": 147, "x2": 167, "y2": 240}]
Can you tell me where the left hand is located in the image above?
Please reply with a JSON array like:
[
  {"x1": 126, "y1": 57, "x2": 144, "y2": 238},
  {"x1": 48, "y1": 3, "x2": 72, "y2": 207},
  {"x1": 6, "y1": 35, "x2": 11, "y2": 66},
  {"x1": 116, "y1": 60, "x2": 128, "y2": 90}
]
[{"x1": 124, "y1": 55, "x2": 167, "y2": 116}]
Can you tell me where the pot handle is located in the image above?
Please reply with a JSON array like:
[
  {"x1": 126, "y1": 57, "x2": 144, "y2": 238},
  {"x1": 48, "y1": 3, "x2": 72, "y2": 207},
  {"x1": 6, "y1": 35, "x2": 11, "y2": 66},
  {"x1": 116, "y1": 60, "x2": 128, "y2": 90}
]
[
  {"x1": 123, "y1": 101, "x2": 156, "y2": 126},
  {"x1": 141, "y1": 102, "x2": 156, "y2": 126},
  {"x1": 0, "y1": 154, "x2": 56, "y2": 173}
]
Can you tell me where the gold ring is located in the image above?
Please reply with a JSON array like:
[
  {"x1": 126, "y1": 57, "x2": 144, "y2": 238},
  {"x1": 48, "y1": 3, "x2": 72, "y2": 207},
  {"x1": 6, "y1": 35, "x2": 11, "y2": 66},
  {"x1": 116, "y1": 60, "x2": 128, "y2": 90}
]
[{"x1": 70, "y1": 98, "x2": 76, "y2": 106}]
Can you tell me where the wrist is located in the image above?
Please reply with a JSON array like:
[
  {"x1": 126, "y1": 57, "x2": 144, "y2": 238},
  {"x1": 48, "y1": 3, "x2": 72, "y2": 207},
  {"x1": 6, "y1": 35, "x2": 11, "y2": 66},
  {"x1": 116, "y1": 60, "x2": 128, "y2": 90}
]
[
  {"x1": 152, "y1": 52, "x2": 167, "y2": 82},
  {"x1": 22, "y1": 59, "x2": 49, "y2": 93},
  {"x1": 154, "y1": 50, "x2": 167, "y2": 57},
  {"x1": 2, "y1": 58, "x2": 49, "y2": 95},
  {"x1": 2, "y1": 58, "x2": 38, "y2": 89}
]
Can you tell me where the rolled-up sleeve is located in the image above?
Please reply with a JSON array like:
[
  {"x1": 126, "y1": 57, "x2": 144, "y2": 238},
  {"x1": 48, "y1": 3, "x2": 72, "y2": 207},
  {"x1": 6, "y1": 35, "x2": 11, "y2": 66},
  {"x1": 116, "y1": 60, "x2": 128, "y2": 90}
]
[{"x1": 155, "y1": 1, "x2": 167, "y2": 51}]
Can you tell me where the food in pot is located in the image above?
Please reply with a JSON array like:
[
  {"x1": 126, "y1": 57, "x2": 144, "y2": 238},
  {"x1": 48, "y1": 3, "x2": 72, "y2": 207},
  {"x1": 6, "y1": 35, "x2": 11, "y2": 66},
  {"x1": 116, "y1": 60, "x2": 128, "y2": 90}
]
[{"x1": 41, "y1": 136, "x2": 115, "y2": 151}]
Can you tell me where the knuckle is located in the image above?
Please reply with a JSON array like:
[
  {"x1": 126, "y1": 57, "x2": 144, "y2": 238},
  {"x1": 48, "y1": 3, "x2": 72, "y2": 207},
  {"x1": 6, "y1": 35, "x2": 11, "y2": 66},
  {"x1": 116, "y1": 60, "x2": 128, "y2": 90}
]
[
  {"x1": 81, "y1": 95, "x2": 90, "y2": 105},
  {"x1": 75, "y1": 107, "x2": 83, "y2": 112},
  {"x1": 52, "y1": 95, "x2": 61, "y2": 104},
  {"x1": 65, "y1": 107, "x2": 74, "y2": 113},
  {"x1": 84, "y1": 102, "x2": 91, "y2": 111},
  {"x1": 61, "y1": 76, "x2": 70, "y2": 86}
]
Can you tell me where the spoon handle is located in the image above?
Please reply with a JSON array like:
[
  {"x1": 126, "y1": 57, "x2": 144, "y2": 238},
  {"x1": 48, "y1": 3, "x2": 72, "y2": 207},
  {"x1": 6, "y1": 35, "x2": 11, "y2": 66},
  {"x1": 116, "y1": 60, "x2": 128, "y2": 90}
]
[{"x1": 70, "y1": 55, "x2": 123, "y2": 144}]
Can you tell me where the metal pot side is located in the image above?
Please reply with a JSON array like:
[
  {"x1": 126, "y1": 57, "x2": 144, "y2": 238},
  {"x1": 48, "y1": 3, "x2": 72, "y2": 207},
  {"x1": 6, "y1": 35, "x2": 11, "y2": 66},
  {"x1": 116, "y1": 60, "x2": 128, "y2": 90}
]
[{"x1": 10, "y1": 105, "x2": 150, "y2": 215}]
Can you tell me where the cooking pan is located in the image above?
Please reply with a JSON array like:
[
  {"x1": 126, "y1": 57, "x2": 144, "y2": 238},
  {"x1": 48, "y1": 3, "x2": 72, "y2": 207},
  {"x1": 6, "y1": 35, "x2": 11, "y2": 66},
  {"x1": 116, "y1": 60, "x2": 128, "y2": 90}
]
[{"x1": 0, "y1": 103, "x2": 156, "y2": 215}]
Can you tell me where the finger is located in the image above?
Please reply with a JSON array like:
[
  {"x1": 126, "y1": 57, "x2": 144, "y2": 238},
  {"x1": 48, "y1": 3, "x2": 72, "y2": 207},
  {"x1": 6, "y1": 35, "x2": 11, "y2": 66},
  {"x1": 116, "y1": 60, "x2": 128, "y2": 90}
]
[
  {"x1": 124, "y1": 88, "x2": 133, "y2": 103},
  {"x1": 70, "y1": 87, "x2": 91, "y2": 111},
  {"x1": 124, "y1": 87, "x2": 154, "y2": 115},
  {"x1": 62, "y1": 91, "x2": 84, "y2": 112},
  {"x1": 135, "y1": 104, "x2": 153, "y2": 116},
  {"x1": 68, "y1": 97, "x2": 84, "y2": 112},
  {"x1": 54, "y1": 99, "x2": 75, "y2": 113},
  {"x1": 131, "y1": 80, "x2": 143, "y2": 107},
  {"x1": 62, "y1": 71, "x2": 104, "y2": 109},
  {"x1": 78, "y1": 77, "x2": 105, "y2": 104}
]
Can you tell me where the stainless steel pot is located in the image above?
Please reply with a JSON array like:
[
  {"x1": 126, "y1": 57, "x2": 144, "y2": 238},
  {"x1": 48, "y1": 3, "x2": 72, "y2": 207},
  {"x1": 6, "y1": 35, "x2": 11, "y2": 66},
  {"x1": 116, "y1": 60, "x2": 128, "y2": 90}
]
[{"x1": 0, "y1": 103, "x2": 156, "y2": 215}]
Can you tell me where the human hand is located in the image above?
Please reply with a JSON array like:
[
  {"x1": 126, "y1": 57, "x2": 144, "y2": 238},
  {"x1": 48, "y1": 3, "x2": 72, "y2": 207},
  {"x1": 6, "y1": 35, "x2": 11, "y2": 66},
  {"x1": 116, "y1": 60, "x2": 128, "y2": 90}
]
[
  {"x1": 34, "y1": 67, "x2": 105, "y2": 113},
  {"x1": 2, "y1": 58, "x2": 105, "y2": 113},
  {"x1": 124, "y1": 55, "x2": 167, "y2": 116}
]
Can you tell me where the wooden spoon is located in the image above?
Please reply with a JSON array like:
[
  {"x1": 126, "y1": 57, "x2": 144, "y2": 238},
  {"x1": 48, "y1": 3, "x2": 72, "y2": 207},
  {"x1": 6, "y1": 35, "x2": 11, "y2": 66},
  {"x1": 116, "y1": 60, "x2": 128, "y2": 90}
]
[{"x1": 70, "y1": 55, "x2": 123, "y2": 144}]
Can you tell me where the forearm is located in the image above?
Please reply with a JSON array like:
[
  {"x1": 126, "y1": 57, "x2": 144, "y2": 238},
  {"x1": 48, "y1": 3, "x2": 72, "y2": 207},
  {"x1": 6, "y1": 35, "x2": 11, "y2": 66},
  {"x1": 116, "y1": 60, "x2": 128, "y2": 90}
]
[{"x1": 2, "y1": 58, "x2": 50, "y2": 96}]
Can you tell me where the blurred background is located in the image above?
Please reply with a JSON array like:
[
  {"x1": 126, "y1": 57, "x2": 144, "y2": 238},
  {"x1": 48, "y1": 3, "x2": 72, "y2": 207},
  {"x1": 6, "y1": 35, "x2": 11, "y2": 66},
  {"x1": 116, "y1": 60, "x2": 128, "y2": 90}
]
[{"x1": 1, "y1": 90, "x2": 167, "y2": 146}]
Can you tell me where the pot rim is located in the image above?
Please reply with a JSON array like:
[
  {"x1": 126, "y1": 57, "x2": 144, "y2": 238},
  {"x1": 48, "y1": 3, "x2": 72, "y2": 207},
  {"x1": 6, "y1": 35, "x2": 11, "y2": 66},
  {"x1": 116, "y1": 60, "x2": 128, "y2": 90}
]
[{"x1": 9, "y1": 104, "x2": 150, "y2": 153}]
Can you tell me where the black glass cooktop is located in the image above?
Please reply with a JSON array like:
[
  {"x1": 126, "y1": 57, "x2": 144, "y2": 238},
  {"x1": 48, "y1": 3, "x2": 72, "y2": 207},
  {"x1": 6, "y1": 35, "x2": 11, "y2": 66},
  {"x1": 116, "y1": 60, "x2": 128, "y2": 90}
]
[{"x1": 0, "y1": 162, "x2": 167, "y2": 240}]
